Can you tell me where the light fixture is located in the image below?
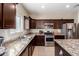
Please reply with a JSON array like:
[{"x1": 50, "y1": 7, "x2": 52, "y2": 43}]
[
  {"x1": 66, "y1": 5, "x2": 70, "y2": 8},
  {"x1": 41, "y1": 5, "x2": 45, "y2": 8}
]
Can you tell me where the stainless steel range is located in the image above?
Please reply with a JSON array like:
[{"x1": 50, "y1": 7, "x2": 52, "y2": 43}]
[{"x1": 44, "y1": 31, "x2": 54, "y2": 46}]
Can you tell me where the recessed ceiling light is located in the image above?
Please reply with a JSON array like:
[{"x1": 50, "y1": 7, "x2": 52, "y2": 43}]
[
  {"x1": 66, "y1": 5, "x2": 70, "y2": 8},
  {"x1": 41, "y1": 5, "x2": 45, "y2": 8}
]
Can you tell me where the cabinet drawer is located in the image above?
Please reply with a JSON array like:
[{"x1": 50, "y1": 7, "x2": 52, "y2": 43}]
[{"x1": 55, "y1": 35, "x2": 65, "y2": 39}]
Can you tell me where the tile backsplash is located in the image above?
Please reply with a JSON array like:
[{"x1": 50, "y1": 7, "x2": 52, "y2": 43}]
[
  {"x1": 30, "y1": 29, "x2": 61, "y2": 34},
  {"x1": 0, "y1": 29, "x2": 61, "y2": 43}
]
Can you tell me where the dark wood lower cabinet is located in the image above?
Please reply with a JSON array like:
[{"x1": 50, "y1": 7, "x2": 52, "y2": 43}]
[
  {"x1": 28, "y1": 44, "x2": 32, "y2": 56},
  {"x1": 55, "y1": 42, "x2": 71, "y2": 56},
  {"x1": 20, "y1": 38, "x2": 35, "y2": 56},
  {"x1": 20, "y1": 35, "x2": 45, "y2": 56},
  {"x1": 35, "y1": 35, "x2": 45, "y2": 46},
  {"x1": 28, "y1": 41, "x2": 34, "y2": 56},
  {"x1": 55, "y1": 35, "x2": 65, "y2": 39},
  {"x1": 20, "y1": 46, "x2": 28, "y2": 56},
  {"x1": 30, "y1": 19, "x2": 36, "y2": 29}
]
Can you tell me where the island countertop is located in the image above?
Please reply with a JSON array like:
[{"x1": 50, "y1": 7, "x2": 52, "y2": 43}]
[{"x1": 55, "y1": 39, "x2": 79, "y2": 56}]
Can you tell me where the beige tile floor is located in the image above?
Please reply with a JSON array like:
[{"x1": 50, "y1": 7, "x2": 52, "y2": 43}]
[{"x1": 33, "y1": 46, "x2": 55, "y2": 56}]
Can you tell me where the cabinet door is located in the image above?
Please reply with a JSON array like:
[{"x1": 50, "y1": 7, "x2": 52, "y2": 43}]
[
  {"x1": 20, "y1": 47, "x2": 28, "y2": 56},
  {"x1": 30, "y1": 19, "x2": 36, "y2": 29},
  {"x1": 39, "y1": 36, "x2": 45, "y2": 46},
  {"x1": 63, "y1": 19, "x2": 74, "y2": 24},
  {"x1": 55, "y1": 42, "x2": 71, "y2": 56},
  {"x1": 28, "y1": 39, "x2": 35, "y2": 56},
  {"x1": 3, "y1": 3, "x2": 16, "y2": 29},
  {"x1": 55, "y1": 42, "x2": 63, "y2": 56},
  {"x1": 0, "y1": 4, "x2": 2, "y2": 28},
  {"x1": 31, "y1": 39, "x2": 35, "y2": 55},
  {"x1": 35, "y1": 36, "x2": 39, "y2": 46},
  {"x1": 36, "y1": 35, "x2": 45, "y2": 46},
  {"x1": 28, "y1": 43, "x2": 32, "y2": 56},
  {"x1": 32, "y1": 36, "x2": 36, "y2": 46},
  {"x1": 56, "y1": 21, "x2": 62, "y2": 29}
]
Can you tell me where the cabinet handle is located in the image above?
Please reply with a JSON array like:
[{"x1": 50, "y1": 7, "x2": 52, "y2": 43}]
[{"x1": 59, "y1": 50, "x2": 63, "y2": 56}]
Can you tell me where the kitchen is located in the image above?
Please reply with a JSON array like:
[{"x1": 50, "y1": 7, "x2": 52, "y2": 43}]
[{"x1": 0, "y1": 3, "x2": 79, "y2": 56}]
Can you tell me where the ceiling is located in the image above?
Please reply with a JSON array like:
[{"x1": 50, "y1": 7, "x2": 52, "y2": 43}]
[{"x1": 22, "y1": 3, "x2": 79, "y2": 19}]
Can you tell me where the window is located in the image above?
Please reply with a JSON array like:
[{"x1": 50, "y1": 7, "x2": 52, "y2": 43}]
[
  {"x1": 10, "y1": 16, "x2": 24, "y2": 34},
  {"x1": 16, "y1": 16, "x2": 21, "y2": 32}
]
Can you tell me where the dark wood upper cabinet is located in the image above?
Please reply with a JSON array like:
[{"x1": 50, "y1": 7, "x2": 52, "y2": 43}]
[
  {"x1": 0, "y1": 3, "x2": 16, "y2": 29},
  {"x1": 0, "y1": 4, "x2": 2, "y2": 28},
  {"x1": 30, "y1": 19, "x2": 36, "y2": 29},
  {"x1": 3, "y1": 3, "x2": 16, "y2": 29},
  {"x1": 30, "y1": 19, "x2": 74, "y2": 29},
  {"x1": 24, "y1": 16, "x2": 30, "y2": 29},
  {"x1": 62, "y1": 19, "x2": 74, "y2": 24}
]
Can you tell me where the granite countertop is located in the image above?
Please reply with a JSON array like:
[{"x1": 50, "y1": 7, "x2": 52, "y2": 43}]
[
  {"x1": 3, "y1": 34, "x2": 35, "y2": 56},
  {"x1": 2, "y1": 32, "x2": 64, "y2": 56},
  {"x1": 55, "y1": 39, "x2": 79, "y2": 56}
]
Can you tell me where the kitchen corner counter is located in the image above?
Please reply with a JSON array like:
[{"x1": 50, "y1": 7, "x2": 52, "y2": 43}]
[
  {"x1": 55, "y1": 39, "x2": 79, "y2": 56},
  {"x1": 3, "y1": 34, "x2": 35, "y2": 56}
]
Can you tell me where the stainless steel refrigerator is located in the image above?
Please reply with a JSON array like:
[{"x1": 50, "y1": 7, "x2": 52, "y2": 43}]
[{"x1": 62, "y1": 23, "x2": 77, "y2": 39}]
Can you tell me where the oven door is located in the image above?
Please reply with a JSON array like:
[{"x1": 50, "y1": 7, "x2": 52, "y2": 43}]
[
  {"x1": 45, "y1": 35, "x2": 54, "y2": 42},
  {"x1": 46, "y1": 37, "x2": 53, "y2": 41},
  {"x1": 45, "y1": 35, "x2": 54, "y2": 46}
]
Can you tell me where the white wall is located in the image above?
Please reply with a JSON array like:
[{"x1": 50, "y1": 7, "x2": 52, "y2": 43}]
[
  {"x1": 0, "y1": 4, "x2": 29, "y2": 42},
  {"x1": 74, "y1": 8, "x2": 78, "y2": 23},
  {"x1": 16, "y1": 4, "x2": 29, "y2": 16},
  {"x1": 74, "y1": 11, "x2": 78, "y2": 23},
  {"x1": 74, "y1": 7, "x2": 79, "y2": 23},
  {"x1": 15, "y1": 4, "x2": 29, "y2": 32},
  {"x1": 78, "y1": 8, "x2": 79, "y2": 23}
]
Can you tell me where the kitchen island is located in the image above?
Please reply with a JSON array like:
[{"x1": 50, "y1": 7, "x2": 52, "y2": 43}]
[{"x1": 55, "y1": 39, "x2": 79, "y2": 56}]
